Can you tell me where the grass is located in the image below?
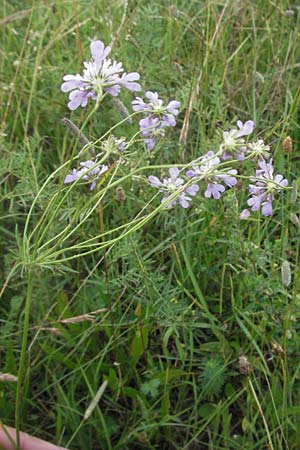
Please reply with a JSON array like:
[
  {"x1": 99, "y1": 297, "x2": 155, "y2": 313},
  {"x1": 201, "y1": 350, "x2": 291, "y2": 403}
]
[{"x1": 1, "y1": 0, "x2": 300, "y2": 449}]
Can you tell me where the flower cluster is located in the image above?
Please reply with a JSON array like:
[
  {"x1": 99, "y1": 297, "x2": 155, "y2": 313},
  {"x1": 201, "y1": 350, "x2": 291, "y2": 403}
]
[
  {"x1": 61, "y1": 40, "x2": 141, "y2": 110},
  {"x1": 61, "y1": 40, "x2": 288, "y2": 217},
  {"x1": 132, "y1": 91, "x2": 180, "y2": 150},
  {"x1": 148, "y1": 123, "x2": 288, "y2": 214}
]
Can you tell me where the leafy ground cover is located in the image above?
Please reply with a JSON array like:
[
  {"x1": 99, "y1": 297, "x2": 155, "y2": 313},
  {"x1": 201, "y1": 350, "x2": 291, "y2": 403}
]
[{"x1": 1, "y1": 1, "x2": 300, "y2": 449}]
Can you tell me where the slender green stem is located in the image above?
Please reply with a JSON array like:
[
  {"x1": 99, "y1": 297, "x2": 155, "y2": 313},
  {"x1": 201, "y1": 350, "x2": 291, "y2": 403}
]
[{"x1": 15, "y1": 269, "x2": 33, "y2": 449}]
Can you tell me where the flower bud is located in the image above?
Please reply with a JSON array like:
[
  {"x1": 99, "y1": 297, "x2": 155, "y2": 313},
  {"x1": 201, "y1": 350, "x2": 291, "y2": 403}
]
[
  {"x1": 112, "y1": 98, "x2": 132, "y2": 124},
  {"x1": 62, "y1": 117, "x2": 95, "y2": 156}
]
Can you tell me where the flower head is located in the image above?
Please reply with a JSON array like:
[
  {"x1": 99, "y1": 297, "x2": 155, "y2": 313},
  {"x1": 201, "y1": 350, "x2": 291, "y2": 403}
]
[
  {"x1": 98, "y1": 135, "x2": 127, "y2": 156},
  {"x1": 132, "y1": 91, "x2": 180, "y2": 150},
  {"x1": 186, "y1": 151, "x2": 238, "y2": 199},
  {"x1": 246, "y1": 139, "x2": 271, "y2": 161},
  {"x1": 132, "y1": 91, "x2": 180, "y2": 125},
  {"x1": 220, "y1": 120, "x2": 255, "y2": 160},
  {"x1": 61, "y1": 40, "x2": 141, "y2": 110},
  {"x1": 247, "y1": 158, "x2": 288, "y2": 216},
  {"x1": 148, "y1": 167, "x2": 199, "y2": 208}
]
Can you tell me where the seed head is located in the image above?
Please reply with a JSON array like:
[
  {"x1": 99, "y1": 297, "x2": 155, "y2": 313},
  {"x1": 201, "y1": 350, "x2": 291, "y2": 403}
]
[
  {"x1": 238, "y1": 353, "x2": 252, "y2": 375},
  {"x1": 115, "y1": 186, "x2": 126, "y2": 202},
  {"x1": 282, "y1": 136, "x2": 292, "y2": 153},
  {"x1": 271, "y1": 341, "x2": 285, "y2": 358}
]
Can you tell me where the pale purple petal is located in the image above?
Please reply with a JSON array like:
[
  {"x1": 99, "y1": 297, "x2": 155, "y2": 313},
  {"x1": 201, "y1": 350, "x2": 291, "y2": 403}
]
[
  {"x1": 185, "y1": 184, "x2": 199, "y2": 196},
  {"x1": 240, "y1": 209, "x2": 250, "y2": 219},
  {"x1": 162, "y1": 114, "x2": 176, "y2": 127},
  {"x1": 167, "y1": 100, "x2": 180, "y2": 115},
  {"x1": 90, "y1": 40, "x2": 111, "y2": 70},
  {"x1": 205, "y1": 183, "x2": 225, "y2": 199},
  {"x1": 162, "y1": 196, "x2": 176, "y2": 209},
  {"x1": 218, "y1": 171, "x2": 238, "y2": 187},
  {"x1": 105, "y1": 85, "x2": 121, "y2": 96},
  {"x1": 261, "y1": 196, "x2": 273, "y2": 216},
  {"x1": 144, "y1": 138, "x2": 157, "y2": 150},
  {"x1": 61, "y1": 75, "x2": 87, "y2": 92},
  {"x1": 169, "y1": 167, "x2": 180, "y2": 178},
  {"x1": 221, "y1": 152, "x2": 232, "y2": 161},
  {"x1": 186, "y1": 169, "x2": 195, "y2": 178},
  {"x1": 68, "y1": 90, "x2": 92, "y2": 110},
  {"x1": 236, "y1": 120, "x2": 255, "y2": 138},
  {"x1": 80, "y1": 160, "x2": 95, "y2": 169},
  {"x1": 139, "y1": 116, "x2": 159, "y2": 133},
  {"x1": 247, "y1": 195, "x2": 263, "y2": 211},
  {"x1": 132, "y1": 97, "x2": 149, "y2": 111},
  {"x1": 90, "y1": 40, "x2": 104, "y2": 60},
  {"x1": 64, "y1": 169, "x2": 79, "y2": 184},
  {"x1": 178, "y1": 193, "x2": 191, "y2": 208},
  {"x1": 119, "y1": 73, "x2": 141, "y2": 91},
  {"x1": 145, "y1": 91, "x2": 159, "y2": 102},
  {"x1": 274, "y1": 174, "x2": 288, "y2": 187},
  {"x1": 148, "y1": 175, "x2": 162, "y2": 188}
]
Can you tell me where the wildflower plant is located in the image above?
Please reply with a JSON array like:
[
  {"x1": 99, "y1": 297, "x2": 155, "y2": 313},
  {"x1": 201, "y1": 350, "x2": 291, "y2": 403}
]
[
  {"x1": 20, "y1": 38, "x2": 289, "y2": 273},
  {"x1": 14, "y1": 38, "x2": 290, "y2": 445}
]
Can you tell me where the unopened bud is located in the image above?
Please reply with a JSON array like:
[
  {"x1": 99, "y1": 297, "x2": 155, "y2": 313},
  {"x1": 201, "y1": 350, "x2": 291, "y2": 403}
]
[
  {"x1": 290, "y1": 213, "x2": 300, "y2": 228},
  {"x1": 284, "y1": 9, "x2": 294, "y2": 17},
  {"x1": 281, "y1": 260, "x2": 291, "y2": 287},
  {"x1": 112, "y1": 98, "x2": 132, "y2": 124},
  {"x1": 62, "y1": 118, "x2": 95, "y2": 156}
]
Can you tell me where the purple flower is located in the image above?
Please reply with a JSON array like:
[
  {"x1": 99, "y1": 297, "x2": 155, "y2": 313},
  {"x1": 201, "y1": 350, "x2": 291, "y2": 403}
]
[
  {"x1": 139, "y1": 117, "x2": 166, "y2": 150},
  {"x1": 148, "y1": 167, "x2": 199, "y2": 208},
  {"x1": 132, "y1": 91, "x2": 180, "y2": 125},
  {"x1": 220, "y1": 120, "x2": 255, "y2": 160},
  {"x1": 64, "y1": 159, "x2": 109, "y2": 190},
  {"x1": 247, "y1": 158, "x2": 288, "y2": 216},
  {"x1": 132, "y1": 91, "x2": 180, "y2": 149},
  {"x1": 186, "y1": 151, "x2": 238, "y2": 199},
  {"x1": 61, "y1": 40, "x2": 141, "y2": 110}
]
